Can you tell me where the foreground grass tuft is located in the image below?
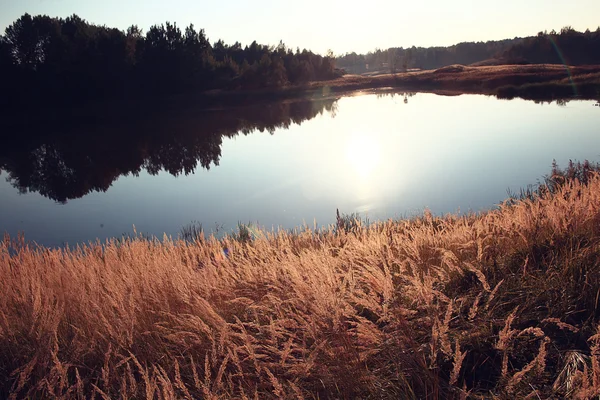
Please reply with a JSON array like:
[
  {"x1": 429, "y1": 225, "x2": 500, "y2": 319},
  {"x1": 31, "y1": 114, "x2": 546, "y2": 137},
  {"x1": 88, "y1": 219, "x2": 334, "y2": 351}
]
[{"x1": 3, "y1": 167, "x2": 600, "y2": 398}]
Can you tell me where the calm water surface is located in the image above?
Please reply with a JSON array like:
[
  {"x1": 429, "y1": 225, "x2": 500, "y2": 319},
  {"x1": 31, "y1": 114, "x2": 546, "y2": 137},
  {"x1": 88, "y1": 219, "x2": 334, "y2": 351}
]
[{"x1": 1, "y1": 92, "x2": 599, "y2": 246}]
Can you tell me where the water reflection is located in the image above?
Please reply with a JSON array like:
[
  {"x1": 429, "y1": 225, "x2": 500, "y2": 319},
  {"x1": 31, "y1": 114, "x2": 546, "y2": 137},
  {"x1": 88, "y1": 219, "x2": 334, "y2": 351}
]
[
  {"x1": 0, "y1": 98, "x2": 339, "y2": 203},
  {"x1": 376, "y1": 91, "x2": 416, "y2": 104},
  {"x1": 1, "y1": 92, "x2": 598, "y2": 247}
]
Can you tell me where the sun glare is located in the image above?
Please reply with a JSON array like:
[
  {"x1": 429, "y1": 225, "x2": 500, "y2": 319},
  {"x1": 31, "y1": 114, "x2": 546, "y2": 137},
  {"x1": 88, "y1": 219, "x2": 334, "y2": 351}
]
[{"x1": 345, "y1": 134, "x2": 382, "y2": 179}]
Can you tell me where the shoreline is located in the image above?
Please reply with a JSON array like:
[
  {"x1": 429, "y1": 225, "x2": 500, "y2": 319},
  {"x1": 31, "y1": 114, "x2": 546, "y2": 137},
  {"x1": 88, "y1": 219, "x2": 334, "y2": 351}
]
[
  {"x1": 1, "y1": 64, "x2": 599, "y2": 128},
  {"x1": 214, "y1": 63, "x2": 600, "y2": 102}
]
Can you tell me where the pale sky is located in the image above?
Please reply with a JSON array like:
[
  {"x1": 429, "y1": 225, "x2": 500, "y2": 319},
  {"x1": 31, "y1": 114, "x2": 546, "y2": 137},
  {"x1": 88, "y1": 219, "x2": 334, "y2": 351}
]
[{"x1": 0, "y1": 0, "x2": 599, "y2": 55}]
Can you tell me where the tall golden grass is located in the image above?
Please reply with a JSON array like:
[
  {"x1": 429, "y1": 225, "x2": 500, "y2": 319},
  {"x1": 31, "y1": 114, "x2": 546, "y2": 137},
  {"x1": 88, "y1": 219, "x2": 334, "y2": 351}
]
[{"x1": 3, "y1": 172, "x2": 600, "y2": 398}]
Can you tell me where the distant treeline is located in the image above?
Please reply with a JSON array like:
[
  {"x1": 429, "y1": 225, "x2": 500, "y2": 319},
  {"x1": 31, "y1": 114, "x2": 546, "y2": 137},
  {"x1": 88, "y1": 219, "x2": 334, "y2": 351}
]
[
  {"x1": 0, "y1": 14, "x2": 340, "y2": 109},
  {"x1": 337, "y1": 39, "x2": 519, "y2": 73},
  {"x1": 503, "y1": 27, "x2": 600, "y2": 65},
  {"x1": 337, "y1": 26, "x2": 600, "y2": 73}
]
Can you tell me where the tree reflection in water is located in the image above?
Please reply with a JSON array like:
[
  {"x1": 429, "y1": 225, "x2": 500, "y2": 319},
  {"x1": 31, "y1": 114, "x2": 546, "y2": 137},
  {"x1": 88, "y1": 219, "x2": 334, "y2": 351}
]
[{"x1": 0, "y1": 98, "x2": 339, "y2": 203}]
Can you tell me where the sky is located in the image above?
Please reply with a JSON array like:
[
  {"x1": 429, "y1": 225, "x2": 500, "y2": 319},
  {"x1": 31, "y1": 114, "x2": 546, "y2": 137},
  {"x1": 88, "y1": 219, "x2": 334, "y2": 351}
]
[{"x1": 1, "y1": 0, "x2": 599, "y2": 55}]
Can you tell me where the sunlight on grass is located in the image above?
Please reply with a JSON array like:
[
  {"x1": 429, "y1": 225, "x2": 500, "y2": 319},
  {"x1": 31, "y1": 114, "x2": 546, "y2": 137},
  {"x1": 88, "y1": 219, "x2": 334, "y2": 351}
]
[{"x1": 2, "y1": 164, "x2": 600, "y2": 398}]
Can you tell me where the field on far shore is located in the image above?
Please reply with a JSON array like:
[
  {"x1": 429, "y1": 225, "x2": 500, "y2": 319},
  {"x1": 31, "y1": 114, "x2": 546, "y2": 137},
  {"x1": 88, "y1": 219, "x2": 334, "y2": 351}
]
[{"x1": 311, "y1": 64, "x2": 600, "y2": 100}]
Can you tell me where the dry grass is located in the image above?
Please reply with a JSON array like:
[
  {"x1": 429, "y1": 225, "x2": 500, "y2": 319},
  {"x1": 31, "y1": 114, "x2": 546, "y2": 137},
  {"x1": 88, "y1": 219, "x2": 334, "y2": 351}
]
[{"x1": 3, "y1": 170, "x2": 600, "y2": 398}]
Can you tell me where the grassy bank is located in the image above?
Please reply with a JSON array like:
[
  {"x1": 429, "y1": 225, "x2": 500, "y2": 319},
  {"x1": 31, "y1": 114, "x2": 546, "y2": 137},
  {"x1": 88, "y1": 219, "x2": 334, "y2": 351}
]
[{"x1": 3, "y1": 164, "x2": 600, "y2": 398}]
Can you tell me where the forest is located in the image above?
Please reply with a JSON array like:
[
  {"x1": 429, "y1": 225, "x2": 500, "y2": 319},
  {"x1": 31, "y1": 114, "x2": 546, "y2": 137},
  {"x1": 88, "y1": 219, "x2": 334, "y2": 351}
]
[
  {"x1": 2, "y1": 14, "x2": 600, "y2": 113},
  {"x1": 0, "y1": 14, "x2": 340, "y2": 110},
  {"x1": 337, "y1": 26, "x2": 600, "y2": 73}
]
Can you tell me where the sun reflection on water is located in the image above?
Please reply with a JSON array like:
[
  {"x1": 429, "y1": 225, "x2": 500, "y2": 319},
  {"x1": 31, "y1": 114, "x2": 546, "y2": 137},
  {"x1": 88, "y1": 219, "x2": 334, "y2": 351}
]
[{"x1": 345, "y1": 133, "x2": 382, "y2": 179}]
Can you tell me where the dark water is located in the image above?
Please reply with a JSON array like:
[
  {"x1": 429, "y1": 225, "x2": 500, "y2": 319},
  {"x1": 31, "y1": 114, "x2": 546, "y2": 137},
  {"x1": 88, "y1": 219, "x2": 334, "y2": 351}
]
[{"x1": 1, "y1": 92, "x2": 599, "y2": 247}]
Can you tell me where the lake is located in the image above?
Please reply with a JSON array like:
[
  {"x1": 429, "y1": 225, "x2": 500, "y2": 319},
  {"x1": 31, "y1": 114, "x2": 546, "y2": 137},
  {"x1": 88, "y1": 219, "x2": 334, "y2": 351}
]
[{"x1": 1, "y1": 92, "x2": 599, "y2": 247}]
